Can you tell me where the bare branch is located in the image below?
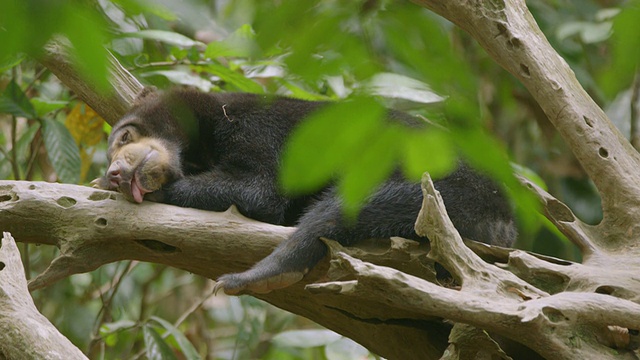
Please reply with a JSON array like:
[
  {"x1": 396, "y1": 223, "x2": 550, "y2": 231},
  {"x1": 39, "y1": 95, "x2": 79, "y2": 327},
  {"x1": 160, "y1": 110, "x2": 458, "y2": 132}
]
[
  {"x1": 0, "y1": 180, "x2": 451, "y2": 359},
  {"x1": 313, "y1": 252, "x2": 640, "y2": 360},
  {"x1": 416, "y1": 173, "x2": 547, "y2": 298},
  {"x1": 516, "y1": 175, "x2": 599, "y2": 256},
  {"x1": 410, "y1": 0, "x2": 640, "y2": 225},
  {"x1": 0, "y1": 232, "x2": 88, "y2": 360},
  {"x1": 309, "y1": 172, "x2": 640, "y2": 358},
  {"x1": 40, "y1": 41, "x2": 142, "y2": 125}
]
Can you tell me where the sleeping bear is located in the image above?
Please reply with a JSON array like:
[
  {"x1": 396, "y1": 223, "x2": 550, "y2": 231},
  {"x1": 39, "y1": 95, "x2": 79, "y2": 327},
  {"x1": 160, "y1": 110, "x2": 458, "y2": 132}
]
[{"x1": 92, "y1": 87, "x2": 517, "y2": 294}]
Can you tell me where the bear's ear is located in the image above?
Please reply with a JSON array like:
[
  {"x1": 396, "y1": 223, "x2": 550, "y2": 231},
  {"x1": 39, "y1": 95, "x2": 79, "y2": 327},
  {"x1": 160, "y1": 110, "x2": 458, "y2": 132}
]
[{"x1": 133, "y1": 86, "x2": 159, "y2": 106}]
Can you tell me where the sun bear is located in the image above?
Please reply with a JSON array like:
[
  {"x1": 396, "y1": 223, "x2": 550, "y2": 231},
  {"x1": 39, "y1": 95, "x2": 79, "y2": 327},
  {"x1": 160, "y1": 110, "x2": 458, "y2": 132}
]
[{"x1": 92, "y1": 87, "x2": 517, "y2": 294}]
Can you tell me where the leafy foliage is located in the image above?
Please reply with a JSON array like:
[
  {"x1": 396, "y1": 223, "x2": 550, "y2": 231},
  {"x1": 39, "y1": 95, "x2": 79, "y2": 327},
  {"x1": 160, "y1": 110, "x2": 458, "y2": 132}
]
[
  {"x1": 0, "y1": 1, "x2": 110, "y2": 91},
  {"x1": 599, "y1": 3, "x2": 640, "y2": 97},
  {"x1": 1, "y1": 0, "x2": 639, "y2": 358},
  {"x1": 41, "y1": 118, "x2": 81, "y2": 184}
]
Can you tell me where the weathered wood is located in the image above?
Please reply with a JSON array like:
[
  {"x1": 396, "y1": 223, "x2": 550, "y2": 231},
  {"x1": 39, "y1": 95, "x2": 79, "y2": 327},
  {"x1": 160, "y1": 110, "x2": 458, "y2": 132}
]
[
  {"x1": 2, "y1": 0, "x2": 635, "y2": 358},
  {"x1": 0, "y1": 181, "x2": 450, "y2": 359},
  {"x1": 0, "y1": 232, "x2": 88, "y2": 360},
  {"x1": 409, "y1": 0, "x2": 640, "y2": 256},
  {"x1": 40, "y1": 41, "x2": 142, "y2": 126}
]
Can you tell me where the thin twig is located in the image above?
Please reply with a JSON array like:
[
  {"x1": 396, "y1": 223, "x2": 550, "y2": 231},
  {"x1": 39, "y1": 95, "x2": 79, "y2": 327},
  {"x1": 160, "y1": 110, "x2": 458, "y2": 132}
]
[
  {"x1": 24, "y1": 132, "x2": 43, "y2": 181},
  {"x1": 129, "y1": 281, "x2": 217, "y2": 360},
  {"x1": 129, "y1": 59, "x2": 213, "y2": 70},
  {"x1": 10, "y1": 68, "x2": 21, "y2": 180},
  {"x1": 24, "y1": 67, "x2": 49, "y2": 95},
  {"x1": 10, "y1": 116, "x2": 21, "y2": 180},
  {"x1": 88, "y1": 261, "x2": 138, "y2": 355},
  {"x1": 0, "y1": 146, "x2": 13, "y2": 163}
]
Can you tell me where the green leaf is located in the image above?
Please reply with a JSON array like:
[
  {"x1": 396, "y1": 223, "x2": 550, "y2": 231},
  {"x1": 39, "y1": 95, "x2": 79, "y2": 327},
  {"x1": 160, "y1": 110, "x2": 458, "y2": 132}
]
[
  {"x1": 150, "y1": 316, "x2": 202, "y2": 360},
  {"x1": 63, "y1": 7, "x2": 111, "y2": 92},
  {"x1": 205, "y1": 24, "x2": 257, "y2": 58},
  {"x1": 402, "y1": 129, "x2": 456, "y2": 181},
  {"x1": 365, "y1": 73, "x2": 445, "y2": 104},
  {"x1": 595, "y1": 8, "x2": 621, "y2": 21},
  {"x1": 455, "y1": 129, "x2": 511, "y2": 180},
  {"x1": 201, "y1": 64, "x2": 264, "y2": 93},
  {"x1": 280, "y1": 97, "x2": 385, "y2": 194},
  {"x1": 100, "y1": 320, "x2": 137, "y2": 336},
  {"x1": 253, "y1": 1, "x2": 376, "y2": 80},
  {"x1": 253, "y1": 1, "x2": 315, "y2": 52},
  {"x1": 111, "y1": 0, "x2": 177, "y2": 20},
  {"x1": 455, "y1": 128, "x2": 539, "y2": 233},
  {"x1": 31, "y1": 98, "x2": 68, "y2": 117},
  {"x1": 41, "y1": 118, "x2": 81, "y2": 184},
  {"x1": 557, "y1": 21, "x2": 612, "y2": 44},
  {"x1": 279, "y1": 79, "x2": 331, "y2": 101},
  {"x1": 0, "y1": 53, "x2": 26, "y2": 72},
  {"x1": 124, "y1": 30, "x2": 204, "y2": 48},
  {"x1": 580, "y1": 22, "x2": 612, "y2": 43},
  {"x1": 272, "y1": 330, "x2": 341, "y2": 348},
  {"x1": 99, "y1": 319, "x2": 137, "y2": 346},
  {"x1": 339, "y1": 126, "x2": 400, "y2": 217},
  {"x1": 599, "y1": 4, "x2": 640, "y2": 96},
  {"x1": 143, "y1": 325, "x2": 179, "y2": 360},
  {"x1": 0, "y1": 80, "x2": 36, "y2": 118},
  {"x1": 141, "y1": 70, "x2": 212, "y2": 92},
  {"x1": 15, "y1": 122, "x2": 41, "y2": 164},
  {"x1": 380, "y1": 5, "x2": 477, "y2": 110}
]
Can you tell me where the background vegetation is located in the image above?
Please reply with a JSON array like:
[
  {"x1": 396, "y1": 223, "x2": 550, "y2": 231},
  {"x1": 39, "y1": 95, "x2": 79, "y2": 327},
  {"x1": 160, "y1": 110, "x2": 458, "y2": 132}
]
[{"x1": 1, "y1": 0, "x2": 639, "y2": 358}]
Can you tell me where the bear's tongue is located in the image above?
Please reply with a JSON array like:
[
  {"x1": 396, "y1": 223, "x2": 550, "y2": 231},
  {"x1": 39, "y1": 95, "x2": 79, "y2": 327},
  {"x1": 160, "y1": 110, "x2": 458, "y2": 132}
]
[{"x1": 130, "y1": 174, "x2": 146, "y2": 203}]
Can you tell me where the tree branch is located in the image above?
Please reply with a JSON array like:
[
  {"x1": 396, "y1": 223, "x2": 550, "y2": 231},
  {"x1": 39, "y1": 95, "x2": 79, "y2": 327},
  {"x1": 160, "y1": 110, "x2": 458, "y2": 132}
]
[
  {"x1": 516, "y1": 174, "x2": 599, "y2": 256},
  {"x1": 0, "y1": 232, "x2": 88, "y2": 360},
  {"x1": 409, "y1": 0, "x2": 640, "y2": 247},
  {"x1": 22, "y1": 2, "x2": 640, "y2": 358},
  {"x1": 310, "y1": 175, "x2": 640, "y2": 359},
  {"x1": 0, "y1": 180, "x2": 453, "y2": 359},
  {"x1": 40, "y1": 41, "x2": 142, "y2": 125}
]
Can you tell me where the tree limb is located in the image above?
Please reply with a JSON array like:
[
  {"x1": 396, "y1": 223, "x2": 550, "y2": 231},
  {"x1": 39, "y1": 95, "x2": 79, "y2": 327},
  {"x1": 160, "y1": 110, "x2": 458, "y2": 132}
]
[
  {"x1": 0, "y1": 180, "x2": 452, "y2": 359},
  {"x1": 310, "y1": 175, "x2": 640, "y2": 359},
  {"x1": 0, "y1": 232, "x2": 88, "y2": 360},
  {"x1": 516, "y1": 174, "x2": 599, "y2": 256},
  {"x1": 23, "y1": 1, "x2": 640, "y2": 358},
  {"x1": 409, "y1": 0, "x2": 640, "y2": 251},
  {"x1": 40, "y1": 41, "x2": 142, "y2": 125}
]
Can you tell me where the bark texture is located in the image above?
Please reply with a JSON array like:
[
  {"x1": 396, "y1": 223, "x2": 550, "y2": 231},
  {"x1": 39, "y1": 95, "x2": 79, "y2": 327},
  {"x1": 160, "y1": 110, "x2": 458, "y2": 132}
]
[
  {"x1": 409, "y1": 0, "x2": 640, "y2": 260},
  {"x1": 0, "y1": 182, "x2": 452, "y2": 359},
  {"x1": 40, "y1": 41, "x2": 142, "y2": 125},
  {"x1": 0, "y1": 232, "x2": 88, "y2": 360}
]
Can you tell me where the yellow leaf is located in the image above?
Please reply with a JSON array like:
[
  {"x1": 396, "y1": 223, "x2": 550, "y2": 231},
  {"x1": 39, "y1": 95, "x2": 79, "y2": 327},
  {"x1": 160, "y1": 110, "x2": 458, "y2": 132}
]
[
  {"x1": 65, "y1": 103, "x2": 106, "y2": 183},
  {"x1": 65, "y1": 103, "x2": 105, "y2": 147}
]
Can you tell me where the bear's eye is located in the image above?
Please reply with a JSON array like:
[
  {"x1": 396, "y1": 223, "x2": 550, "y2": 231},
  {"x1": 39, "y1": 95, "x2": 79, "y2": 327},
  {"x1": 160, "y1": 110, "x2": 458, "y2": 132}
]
[{"x1": 120, "y1": 131, "x2": 131, "y2": 144}]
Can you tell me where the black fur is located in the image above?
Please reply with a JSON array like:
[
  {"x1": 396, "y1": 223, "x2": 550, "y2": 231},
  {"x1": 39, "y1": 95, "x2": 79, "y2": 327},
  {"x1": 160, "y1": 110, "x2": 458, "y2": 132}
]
[{"x1": 102, "y1": 88, "x2": 517, "y2": 293}]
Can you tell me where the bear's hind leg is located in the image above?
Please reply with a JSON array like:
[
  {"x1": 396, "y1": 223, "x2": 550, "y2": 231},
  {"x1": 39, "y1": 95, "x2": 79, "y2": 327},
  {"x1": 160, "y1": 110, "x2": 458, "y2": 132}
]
[{"x1": 214, "y1": 192, "x2": 344, "y2": 294}]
